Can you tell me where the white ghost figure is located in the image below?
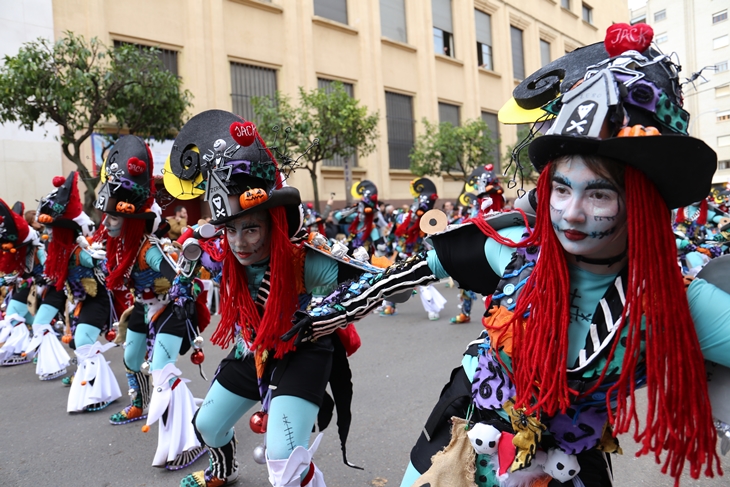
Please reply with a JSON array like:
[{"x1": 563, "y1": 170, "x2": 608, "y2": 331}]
[
  {"x1": 468, "y1": 422, "x2": 502, "y2": 455},
  {"x1": 67, "y1": 342, "x2": 122, "y2": 412},
  {"x1": 542, "y1": 448, "x2": 581, "y2": 483},
  {"x1": 24, "y1": 323, "x2": 70, "y2": 379},
  {"x1": 352, "y1": 246, "x2": 370, "y2": 262},
  {"x1": 417, "y1": 284, "x2": 447, "y2": 315},
  {"x1": 145, "y1": 363, "x2": 203, "y2": 468},
  {"x1": 267, "y1": 432, "x2": 326, "y2": 487},
  {"x1": 0, "y1": 314, "x2": 31, "y2": 363}
]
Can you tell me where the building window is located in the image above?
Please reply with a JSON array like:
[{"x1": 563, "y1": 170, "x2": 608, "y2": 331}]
[
  {"x1": 561, "y1": 0, "x2": 570, "y2": 10},
  {"x1": 475, "y1": 10, "x2": 493, "y2": 70},
  {"x1": 717, "y1": 85, "x2": 730, "y2": 97},
  {"x1": 714, "y1": 35, "x2": 729, "y2": 49},
  {"x1": 631, "y1": 15, "x2": 647, "y2": 25},
  {"x1": 717, "y1": 61, "x2": 729, "y2": 73},
  {"x1": 380, "y1": 0, "x2": 407, "y2": 43},
  {"x1": 113, "y1": 40, "x2": 178, "y2": 75},
  {"x1": 481, "y1": 111, "x2": 500, "y2": 172},
  {"x1": 717, "y1": 110, "x2": 730, "y2": 122},
  {"x1": 582, "y1": 3, "x2": 593, "y2": 24},
  {"x1": 438, "y1": 102, "x2": 460, "y2": 127},
  {"x1": 314, "y1": 0, "x2": 348, "y2": 25},
  {"x1": 318, "y1": 79, "x2": 356, "y2": 167},
  {"x1": 385, "y1": 92, "x2": 415, "y2": 170},
  {"x1": 655, "y1": 33, "x2": 668, "y2": 44},
  {"x1": 719, "y1": 160, "x2": 730, "y2": 170},
  {"x1": 230, "y1": 62, "x2": 277, "y2": 123},
  {"x1": 510, "y1": 26, "x2": 525, "y2": 80},
  {"x1": 654, "y1": 9, "x2": 666, "y2": 22},
  {"x1": 719, "y1": 135, "x2": 730, "y2": 147},
  {"x1": 432, "y1": 0, "x2": 454, "y2": 57},
  {"x1": 713, "y1": 10, "x2": 728, "y2": 24},
  {"x1": 540, "y1": 40, "x2": 551, "y2": 67}
]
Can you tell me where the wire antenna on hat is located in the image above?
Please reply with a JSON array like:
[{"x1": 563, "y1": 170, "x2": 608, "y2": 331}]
[
  {"x1": 266, "y1": 124, "x2": 320, "y2": 180},
  {"x1": 682, "y1": 66, "x2": 716, "y2": 92}
]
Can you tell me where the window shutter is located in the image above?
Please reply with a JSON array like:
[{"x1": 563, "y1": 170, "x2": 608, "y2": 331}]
[
  {"x1": 432, "y1": 0, "x2": 453, "y2": 32},
  {"x1": 474, "y1": 10, "x2": 491, "y2": 46},
  {"x1": 380, "y1": 0, "x2": 408, "y2": 43},
  {"x1": 510, "y1": 26, "x2": 525, "y2": 80},
  {"x1": 314, "y1": 0, "x2": 348, "y2": 25}
]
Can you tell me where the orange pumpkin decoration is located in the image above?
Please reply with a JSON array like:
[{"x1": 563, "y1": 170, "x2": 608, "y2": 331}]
[
  {"x1": 116, "y1": 201, "x2": 136, "y2": 214},
  {"x1": 62, "y1": 334, "x2": 73, "y2": 344},
  {"x1": 617, "y1": 125, "x2": 661, "y2": 137},
  {"x1": 38, "y1": 214, "x2": 53, "y2": 224},
  {"x1": 239, "y1": 188, "x2": 268, "y2": 209}
]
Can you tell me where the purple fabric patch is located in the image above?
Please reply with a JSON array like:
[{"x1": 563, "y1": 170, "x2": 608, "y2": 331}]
[
  {"x1": 547, "y1": 405, "x2": 607, "y2": 454},
  {"x1": 613, "y1": 73, "x2": 660, "y2": 113},
  {"x1": 200, "y1": 253, "x2": 222, "y2": 273},
  {"x1": 471, "y1": 351, "x2": 515, "y2": 410}
]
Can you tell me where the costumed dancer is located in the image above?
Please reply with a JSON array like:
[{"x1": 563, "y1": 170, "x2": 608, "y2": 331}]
[
  {"x1": 450, "y1": 164, "x2": 507, "y2": 324},
  {"x1": 674, "y1": 196, "x2": 730, "y2": 274},
  {"x1": 382, "y1": 178, "x2": 445, "y2": 319},
  {"x1": 287, "y1": 24, "x2": 730, "y2": 486},
  {"x1": 25, "y1": 172, "x2": 103, "y2": 382},
  {"x1": 166, "y1": 110, "x2": 364, "y2": 487},
  {"x1": 0, "y1": 200, "x2": 45, "y2": 366},
  {"x1": 96, "y1": 135, "x2": 206, "y2": 470},
  {"x1": 332, "y1": 180, "x2": 388, "y2": 255}
]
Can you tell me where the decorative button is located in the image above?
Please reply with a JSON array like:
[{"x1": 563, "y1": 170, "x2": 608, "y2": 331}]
[
  {"x1": 503, "y1": 283, "x2": 515, "y2": 295},
  {"x1": 506, "y1": 298, "x2": 514, "y2": 304}
]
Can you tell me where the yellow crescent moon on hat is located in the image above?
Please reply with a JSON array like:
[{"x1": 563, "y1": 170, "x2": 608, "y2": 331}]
[
  {"x1": 350, "y1": 181, "x2": 361, "y2": 200},
  {"x1": 498, "y1": 96, "x2": 556, "y2": 125},
  {"x1": 163, "y1": 152, "x2": 205, "y2": 200},
  {"x1": 419, "y1": 209, "x2": 448, "y2": 235}
]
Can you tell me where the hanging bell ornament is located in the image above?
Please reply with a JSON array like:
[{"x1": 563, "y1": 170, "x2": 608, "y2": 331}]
[
  {"x1": 193, "y1": 335, "x2": 204, "y2": 347},
  {"x1": 140, "y1": 361, "x2": 151, "y2": 375},
  {"x1": 191, "y1": 349, "x2": 205, "y2": 365},
  {"x1": 253, "y1": 443, "x2": 267, "y2": 464},
  {"x1": 105, "y1": 329, "x2": 117, "y2": 342},
  {"x1": 249, "y1": 411, "x2": 268, "y2": 434}
]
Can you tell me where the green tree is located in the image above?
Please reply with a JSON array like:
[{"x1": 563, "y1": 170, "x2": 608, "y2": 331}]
[
  {"x1": 409, "y1": 118, "x2": 499, "y2": 183},
  {"x1": 252, "y1": 81, "x2": 379, "y2": 212},
  {"x1": 502, "y1": 124, "x2": 540, "y2": 188},
  {"x1": 0, "y1": 32, "x2": 192, "y2": 215}
]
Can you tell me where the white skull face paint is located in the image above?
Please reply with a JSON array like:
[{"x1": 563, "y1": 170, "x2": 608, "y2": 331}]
[
  {"x1": 549, "y1": 156, "x2": 627, "y2": 260},
  {"x1": 103, "y1": 214, "x2": 123, "y2": 238},
  {"x1": 225, "y1": 211, "x2": 271, "y2": 266}
]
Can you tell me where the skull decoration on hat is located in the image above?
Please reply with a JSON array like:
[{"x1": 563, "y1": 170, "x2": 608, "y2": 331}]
[
  {"x1": 332, "y1": 180, "x2": 388, "y2": 254},
  {"x1": 286, "y1": 23, "x2": 730, "y2": 487}
]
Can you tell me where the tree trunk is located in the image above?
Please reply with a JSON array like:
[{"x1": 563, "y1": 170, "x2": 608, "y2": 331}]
[
  {"x1": 62, "y1": 143, "x2": 102, "y2": 224},
  {"x1": 310, "y1": 163, "x2": 321, "y2": 214}
]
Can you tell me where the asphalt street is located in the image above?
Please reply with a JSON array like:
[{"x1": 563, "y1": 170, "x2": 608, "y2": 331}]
[{"x1": 2, "y1": 282, "x2": 729, "y2": 486}]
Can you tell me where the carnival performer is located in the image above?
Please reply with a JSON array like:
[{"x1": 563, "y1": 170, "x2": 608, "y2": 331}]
[
  {"x1": 674, "y1": 197, "x2": 730, "y2": 274},
  {"x1": 95, "y1": 135, "x2": 207, "y2": 470},
  {"x1": 23, "y1": 171, "x2": 106, "y2": 383},
  {"x1": 286, "y1": 24, "x2": 730, "y2": 486},
  {"x1": 332, "y1": 180, "x2": 388, "y2": 254},
  {"x1": 381, "y1": 178, "x2": 445, "y2": 319},
  {"x1": 165, "y1": 110, "x2": 367, "y2": 487},
  {"x1": 0, "y1": 200, "x2": 45, "y2": 366}
]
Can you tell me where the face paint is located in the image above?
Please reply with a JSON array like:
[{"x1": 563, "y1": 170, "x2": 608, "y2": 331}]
[
  {"x1": 103, "y1": 214, "x2": 123, "y2": 238},
  {"x1": 549, "y1": 157, "x2": 627, "y2": 259},
  {"x1": 225, "y1": 211, "x2": 271, "y2": 266}
]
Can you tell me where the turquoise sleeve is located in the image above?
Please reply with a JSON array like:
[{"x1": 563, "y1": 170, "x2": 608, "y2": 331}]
[
  {"x1": 145, "y1": 245, "x2": 165, "y2": 273},
  {"x1": 78, "y1": 249, "x2": 95, "y2": 268},
  {"x1": 687, "y1": 278, "x2": 730, "y2": 368},
  {"x1": 426, "y1": 249, "x2": 449, "y2": 280},
  {"x1": 304, "y1": 250, "x2": 340, "y2": 296},
  {"x1": 37, "y1": 246, "x2": 47, "y2": 266},
  {"x1": 484, "y1": 226, "x2": 526, "y2": 275}
]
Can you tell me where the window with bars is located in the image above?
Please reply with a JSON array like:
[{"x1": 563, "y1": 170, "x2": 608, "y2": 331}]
[
  {"x1": 719, "y1": 160, "x2": 730, "y2": 170},
  {"x1": 540, "y1": 40, "x2": 551, "y2": 67},
  {"x1": 230, "y1": 62, "x2": 277, "y2": 123},
  {"x1": 380, "y1": 0, "x2": 407, "y2": 43},
  {"x1": 713, "y1": 10, "x2": 727, "y2": 24},
  {"x1": 582, "y1": 3, "x2": 593, "y2": 24},
  {"x1": 510, "y1": 26, "x2": 525, "y2": 80},
  {"x1": 717, "y1": 110, "x2": 730, "y2": 122},
  {"x1": 113, "y1": 40, "x2": 178, "y2": 75},
  {"x1": 385, "y1": 92, "x2": 415, "y2": 170},
  {"x1": 481, "y1": 111, "x2": 500, "y2": 172},
  {"x1": 654, "y1": 9, "x2": 666, "y2": 22},
  {"x1": 475, "y1": 10, "x2": 493, "y2": 70},
  {"x1": 314, "y1": 0, "x2": 348, "y2": 24},
  {"x1": 656, "y1": 33, "x2": 668, "y2": 44},
  {"x1": 438, "y1": 102, "x2": 460, "y2": 127},
  {"x1": 717, "y1": 61, "x2": 729, "y2": 73},
  {"x1": 433, "y1": 0, "x2": 455, "y2": 57},
  {"x1": 318, "y1": 78, "x2": 357, "y2": 167}
]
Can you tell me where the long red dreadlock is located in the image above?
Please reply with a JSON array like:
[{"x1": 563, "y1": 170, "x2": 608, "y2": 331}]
[
  {"x1": 45, "y1": 226, "x2": 77, "y2": 291},
  {"x1": 212, "y1": 206, "x2": 301, "y2": 359},
  {"x1": 104, "y1": 218, "x2": 148, "y2": 290},
  {"x1": 470, "y1": 162, "x2": 720, "y2": 484}
]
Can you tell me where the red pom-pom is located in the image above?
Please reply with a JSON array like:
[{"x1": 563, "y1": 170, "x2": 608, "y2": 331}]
[
  {"x1": 306, "y1": 202, "x2": 313, "y2": 209},
  {"x1": 127, "y1": 157, "x2": 147, "y2": 176},
  {"x1": 604, "y1": 23, "x2": 653, "y2": 57},
  {"x1": 191, "y1": 349, "x2": 205, "y2": 365},
  {"x1": 430, "y1": 193, "x2": 438, "y2": 200},
  {"x1": 249, "y1": 411, "x2": 268, "y2": 434},
  {"x1": 230, "y1": 121, "x2": 257, "y2": 147},
  {"x1": 52, "y1": 176, "x2": 66, "y2": 188},
  {"x1": 485, "y1": 164, "x2": 494, "y2": 171}
]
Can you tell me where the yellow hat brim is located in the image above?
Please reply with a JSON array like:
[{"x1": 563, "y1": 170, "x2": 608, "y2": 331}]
[
  {"x1": 162, "y1": 156, "x2": 205, "y2": 200},
  {"x1": 498, "y1": 97, "x2": 555, "y2": 124}
]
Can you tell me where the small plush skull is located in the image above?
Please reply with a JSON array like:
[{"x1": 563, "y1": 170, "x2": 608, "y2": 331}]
[
  {"x1": 467, "y1": 422, "x2": 501, "y2": 455},
  {"x1": 543, "y1": 448, "x2": 580, "y2": 483}
]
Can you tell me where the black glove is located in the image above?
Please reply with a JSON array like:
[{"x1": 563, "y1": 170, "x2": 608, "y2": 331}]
[{"x1": 282, "y1": 310, "x2": 314, "y2": 345}]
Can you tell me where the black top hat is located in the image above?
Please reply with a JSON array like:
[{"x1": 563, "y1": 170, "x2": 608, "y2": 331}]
[
  {"x1": 509, "y1": 23, "x2": 716, "y2": 209},
  {"x1": 351, "y1": 180, "x2": 378, "y2": 208},
  {"x1": 37, "y1": 172, "x2": 94, "y2": 234},
  {"x1": 166, "y1": 110, "x2": 303, "y2": 236},
  {"x1": 410, "y1": 178, "x2": 438, "y2": 213},
  {"x1": 0, "y1": 199, "x2": 30, "y2": 246},
  {"x1": 95, "y1": 136, "x2": 156, "y2": 219}
]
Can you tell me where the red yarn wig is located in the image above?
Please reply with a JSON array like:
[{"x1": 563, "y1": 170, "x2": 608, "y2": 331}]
[
  {"x1": 212, "y1": 206, "x2": 301, "y2": 359},
  {"x1": 104, "y1": 218, "x2": 148, "y2": 290},
  {"x1": 471, "y1": 158, "x2": 720, "y2": 484},
  {"x1": 45, "y1": 226, "x2": 77, "y2": 291}
]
